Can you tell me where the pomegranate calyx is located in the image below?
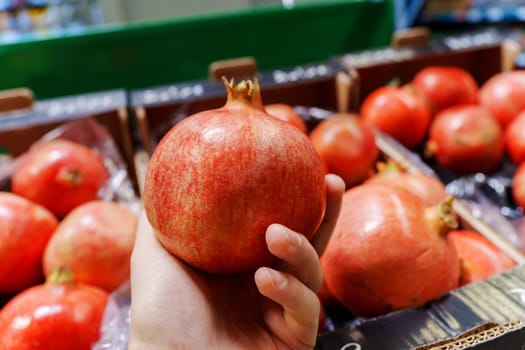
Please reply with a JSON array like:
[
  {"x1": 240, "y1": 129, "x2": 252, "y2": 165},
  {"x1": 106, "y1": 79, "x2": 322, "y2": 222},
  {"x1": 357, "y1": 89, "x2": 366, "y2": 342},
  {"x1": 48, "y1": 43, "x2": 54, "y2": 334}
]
[
  {"x1": 425, "y1": 195, "x2": 458, "y2": 237},
  {"x1": 46, "y1": 267, "x2": 75, "y2": 285},
  {"x1": 222, "y1": 76, "x2": 265, "y2": 112},
  {"x1": 57, "y1": 168, "x2": 83, "y2": 187},
  {"x1": 375, "y1": 159, "x2": 403, "y2": 175}
]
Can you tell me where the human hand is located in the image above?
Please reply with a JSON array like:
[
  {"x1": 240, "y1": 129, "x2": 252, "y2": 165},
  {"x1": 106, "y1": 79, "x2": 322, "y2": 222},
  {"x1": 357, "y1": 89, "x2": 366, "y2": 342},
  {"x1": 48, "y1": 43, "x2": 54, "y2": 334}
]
[{"x1": 128, "y1": 174, "x2": 344, "y2": 350}]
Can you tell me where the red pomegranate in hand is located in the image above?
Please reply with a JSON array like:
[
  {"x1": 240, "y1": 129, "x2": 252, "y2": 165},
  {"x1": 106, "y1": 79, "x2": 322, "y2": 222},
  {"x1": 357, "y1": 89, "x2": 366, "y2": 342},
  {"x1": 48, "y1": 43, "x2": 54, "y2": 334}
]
[
  {"x1": 321, "y1": 183, "x2": 460, "y2": 318},
  {"x1": 0, "y1": 192, "x2": 58, "y2": 293},
  {"x1": 43, "y1": 200, "x2": 137, "y2": 292},
  {"x1": 0, "y1": 269, "x2": 109, "y2": 350},
  {"x1": 11, "y1": 139, "x2": 109, "y2": 217},
  {"x1": 143, "y1": 78, "x2": 326, "y2": 273}
]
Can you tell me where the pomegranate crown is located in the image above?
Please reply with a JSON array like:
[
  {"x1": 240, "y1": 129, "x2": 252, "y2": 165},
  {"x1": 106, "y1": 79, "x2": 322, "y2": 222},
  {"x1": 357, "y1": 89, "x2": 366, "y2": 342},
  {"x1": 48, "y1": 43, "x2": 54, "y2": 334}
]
[{"x1": 222, "y1": 76, "x2": 265, "y2": 111}]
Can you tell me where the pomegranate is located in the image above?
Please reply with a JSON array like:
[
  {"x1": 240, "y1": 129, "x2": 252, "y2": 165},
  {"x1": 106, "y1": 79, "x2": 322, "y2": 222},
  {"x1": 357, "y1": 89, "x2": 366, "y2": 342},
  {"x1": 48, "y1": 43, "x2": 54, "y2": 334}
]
[
  {"x1": 425, "y1": 105, "x2": 504, "y2": 174},
  {"x1": 360, "y1": 84, "x2": 432, "y2": 150},
  {"x1": 309, "y1": 113, "x2": 379, "y2": 188},
  {"x1": 321, "y1": 183, "x2": 460, "y2": 318},
  {"x1": 0, "y1": 269, "x2": 108, "y2": 350},
  {"x1": 365, "y1": 160, "x2": 448, "y2": 206},
  {"x1": 411, "y1": 66, "x2": 478, "y2": 115},
  {"x1": 0, "y1": 192, "x2": 58, "y2": 294},
  {"x1": 43, "y1": 200, "x2": 137, "y2": 292},
  {"x1": 265, "y1": 103, "x2": 308, "y2": 134},
  {"x1": 479, "y1": 70, "x2": 525, "y2": 129},
  {"x1": 512, "y1": 162, "x2": 525, "y2": 210},
  {"x1": 449, "y1": 229, "x2": 516, "y2": 286},
  {"x1": 11, "y1": 139, "x2": 109, "y2": 217},
  {"x1": 505, "y1": 110, "x2": 525, "y2": 165},
  {"x1": 143, "y1": 78, "x2": 326, "y2": 273}
]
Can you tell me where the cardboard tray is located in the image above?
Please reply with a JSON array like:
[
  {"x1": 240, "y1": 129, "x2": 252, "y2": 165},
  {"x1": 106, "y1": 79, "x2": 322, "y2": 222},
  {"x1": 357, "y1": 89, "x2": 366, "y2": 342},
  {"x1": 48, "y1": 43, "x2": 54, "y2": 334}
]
[{"x1": 0, "y1": 89, "x2": 138, "y2": 190}]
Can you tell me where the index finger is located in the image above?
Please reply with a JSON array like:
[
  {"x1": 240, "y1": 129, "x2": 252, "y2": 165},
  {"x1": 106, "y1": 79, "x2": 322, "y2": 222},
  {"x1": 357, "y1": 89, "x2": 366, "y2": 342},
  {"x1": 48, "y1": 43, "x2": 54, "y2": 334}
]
[{"x1": 310, "y1": 174, "x2": 345, "y2": 256}]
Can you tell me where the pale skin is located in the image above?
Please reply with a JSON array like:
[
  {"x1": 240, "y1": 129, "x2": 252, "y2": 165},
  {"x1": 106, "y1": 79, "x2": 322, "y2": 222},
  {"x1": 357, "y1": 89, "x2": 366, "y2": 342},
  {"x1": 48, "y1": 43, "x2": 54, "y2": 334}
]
[{"x1": 128, "y1": 174, "x2": 345, "y2": 350}]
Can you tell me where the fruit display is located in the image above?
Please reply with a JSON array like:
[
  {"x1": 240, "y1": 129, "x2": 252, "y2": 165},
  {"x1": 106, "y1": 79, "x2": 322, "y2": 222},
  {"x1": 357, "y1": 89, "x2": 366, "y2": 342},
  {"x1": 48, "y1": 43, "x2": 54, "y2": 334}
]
[
  {"x1": 3, "y1": 37, "x2": 525, "y2": 349},
  {"x1": 0, "y1": 116, "x2": 140, "y2": 348}
]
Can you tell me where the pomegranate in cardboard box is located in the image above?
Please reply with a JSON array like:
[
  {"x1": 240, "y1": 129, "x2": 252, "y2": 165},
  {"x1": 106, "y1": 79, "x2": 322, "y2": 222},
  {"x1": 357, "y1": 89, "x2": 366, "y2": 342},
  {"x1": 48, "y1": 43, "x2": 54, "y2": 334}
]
[{"x1": 321, "y1": 183, "x2": 460, "y2": 318}]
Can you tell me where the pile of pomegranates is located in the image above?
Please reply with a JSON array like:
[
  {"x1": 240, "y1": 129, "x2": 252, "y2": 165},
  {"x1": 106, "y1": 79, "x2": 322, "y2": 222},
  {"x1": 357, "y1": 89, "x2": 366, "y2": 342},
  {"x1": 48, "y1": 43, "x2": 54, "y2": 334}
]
[{"x1": 0, "y1": 136, "x2": 138, "y2": 348}]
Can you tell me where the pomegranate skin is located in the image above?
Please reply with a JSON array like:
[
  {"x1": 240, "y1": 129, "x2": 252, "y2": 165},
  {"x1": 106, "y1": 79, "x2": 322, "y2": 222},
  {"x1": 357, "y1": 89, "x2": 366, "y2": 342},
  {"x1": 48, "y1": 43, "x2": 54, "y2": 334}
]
[
  {"x1": 0, "y1": 277, "x2": 108, "y2": 350},
  {"x1": 143, "y1": 79, "x2": 326, "y2": 273},
  {"x1": 321, "y1": 184, "x2": 460, "y2": 318},
  {"x1": 0, "y1": 192, "x2": 58, "y2": 293},
  {"x1": 11, "y1": 139, "x2": 109, "y2": 217},
  {"x1": 43, "y1": 200, "x2": 137, "y2": 292}
]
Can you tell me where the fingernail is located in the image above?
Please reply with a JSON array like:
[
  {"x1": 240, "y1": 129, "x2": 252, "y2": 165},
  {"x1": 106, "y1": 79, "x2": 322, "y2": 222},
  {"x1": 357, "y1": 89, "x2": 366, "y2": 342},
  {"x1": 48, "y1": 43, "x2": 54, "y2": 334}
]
[
  {"x1": 263, "y1": 268, "x2": 286, "y2": 289},
  {"x1": 278, "y1": 224, "x2": 300, "y2": 246}
]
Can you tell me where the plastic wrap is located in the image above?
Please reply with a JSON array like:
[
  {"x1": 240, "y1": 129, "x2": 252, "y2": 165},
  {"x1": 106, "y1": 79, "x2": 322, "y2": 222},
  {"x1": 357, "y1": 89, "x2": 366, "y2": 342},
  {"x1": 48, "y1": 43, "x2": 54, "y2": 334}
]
[{"x1": 93, "y1": 283, "x2": 131, "y2": 350}]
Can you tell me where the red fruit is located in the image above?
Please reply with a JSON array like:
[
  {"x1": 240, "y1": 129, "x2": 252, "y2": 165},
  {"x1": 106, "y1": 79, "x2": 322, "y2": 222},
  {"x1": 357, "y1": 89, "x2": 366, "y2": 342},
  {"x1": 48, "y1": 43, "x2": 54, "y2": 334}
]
[
  {"x1": 505, "y1": 110, "x2": 525, "y2": 164},
  {"x1": 365, "y1": 160, "x2": 448, "y2": 206},
  {"x1": 449, "y1": 229, "x2": 516, "y2": 286},
  {"x1": 360, "y1": 85, "x2": 432, "y2": 150},
  {"x1": 317, "y1": 272, "x2": 339, "y2": 308},
  {"x1": 0, "y1": 269, "x2": 108, "y2": 350},
  {"x1": 309, "y1": 113, "x2": 379, "y2": 188},
  {"x1": 265, "y1": 103, "x2": 308, "y2": 134},
  {"x1": 143, "y1": 78, "x2": 326, "y2": 273},
  {"x1": 0, "y1": 192, "x2": 58, "y2": 294},
  {"x1": 11, "y1": 139, "x2": 109, "y2": 217},
  {"x1": 512, "y1": 162, "x2": 525, "y2": 210},
  {"x1": 412, "y1": 66, "x2": 478, "y2": 115},
  {"x1": 479, "y1": 70, "x2": 525, "y2": 129},
  {"x1": 321, "y1": 183, "x2": 460, "y2": 318},
  {"x1": 43, "y1": 200, "x2": 137, "y2": 292},
  {"x1": 426, "y1": 105, "x2": 504, "y2": 174}
]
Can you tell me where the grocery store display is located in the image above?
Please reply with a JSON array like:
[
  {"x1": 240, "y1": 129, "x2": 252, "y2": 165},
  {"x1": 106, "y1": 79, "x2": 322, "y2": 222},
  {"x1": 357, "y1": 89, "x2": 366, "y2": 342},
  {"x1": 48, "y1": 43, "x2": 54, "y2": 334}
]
[
  {"x1": 143, "y1": 78, "x2": 326, "y2": 273},
  {"x1": 11, "y1": 139, "x2": 110, "y2": 218},
  {"x1": 0, "y1": 269, "x2": 109, "y2": 350},
  {"x1": 43, "y1": 200, "x2": 137, "y2": 292},
  {"x1": 0, "y1": 192, "x2": 58, "y2": 294},
  {"x1": 309, "y1": 113, "x2": 379, "y2": 189}
]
